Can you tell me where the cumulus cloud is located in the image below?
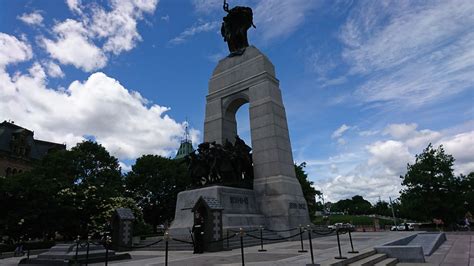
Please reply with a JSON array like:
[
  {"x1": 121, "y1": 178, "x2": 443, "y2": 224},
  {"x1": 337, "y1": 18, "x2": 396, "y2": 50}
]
[
  {"x1": 41, "y1": 19, "x2": 107, "y2": 72},
  {"x1": 438, "y1": 131, "x2": 474, "y2": 175},
  {"x1": 18, "y1": 11, "x2": 44, "y2": 26},
  {"x1": 66, "y1": 0, "x2": 82, "y2": 14},
  {"x1": 314, "y1": 123, "x2": 473, "y2": 202},
  {"x1": 0, "y1": 33, "x2": 198, "y2": 161},
  {"x1": 383, "y1": 123, "x2": 442, "y2": 149},
  {"x1": 44, "y1": 61, "x2": 65, "y2": 78},
  {"x1": 40, "y1": 0, "x2": 158, "y2": 71},
  {"x1": 0, "y1": 33, "x2": 33, "y2": 67},
  {"x1": 170, "y1": 20, "x2": 220, "y2": 45},
  {"x1": 89, "y1": 0, "x2": 158, "y2": 54}
]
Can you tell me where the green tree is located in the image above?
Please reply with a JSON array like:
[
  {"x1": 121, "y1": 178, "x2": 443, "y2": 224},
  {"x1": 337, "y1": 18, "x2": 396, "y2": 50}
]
[
  {"x1": 294, "y1": 162, "x2": 321, "y2": 220},
  {"x1": 125, "y1": 155, "x2": 189, "y2": 231},
  {"x1": 372, "y1": 200, "x2": 392, "y2": 217},
  {"x1": 0, "y1": 140, "x2": 131, "y2": 239},
  {"x1": 331, "y1": 195, "x2": 372, "y2": 215},
  {"x1": 399, "y1": 144, "x2": 465, "y2": 226}
]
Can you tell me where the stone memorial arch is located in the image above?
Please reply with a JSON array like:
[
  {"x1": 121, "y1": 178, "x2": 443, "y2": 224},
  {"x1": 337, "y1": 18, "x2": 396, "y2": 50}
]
[{"x1": 203, "y1": 46, "x2": 310, "y2": 230}]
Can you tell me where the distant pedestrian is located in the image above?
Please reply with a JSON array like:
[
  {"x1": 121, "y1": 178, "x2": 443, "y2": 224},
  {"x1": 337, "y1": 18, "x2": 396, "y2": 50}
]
[{"x1": 14, "y1": 243, "x2": 23, "y2": 257}]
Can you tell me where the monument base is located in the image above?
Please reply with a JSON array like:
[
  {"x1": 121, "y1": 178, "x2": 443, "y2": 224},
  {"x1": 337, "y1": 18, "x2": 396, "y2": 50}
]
[{"x1": 170, "y1": 185, "x2": 266, "y2": 236}]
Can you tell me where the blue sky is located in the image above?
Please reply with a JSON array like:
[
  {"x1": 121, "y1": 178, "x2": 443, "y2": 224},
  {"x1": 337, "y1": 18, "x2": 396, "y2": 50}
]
[{"x1": 1, "y1": 0, "x2": 473, "y2": 202}]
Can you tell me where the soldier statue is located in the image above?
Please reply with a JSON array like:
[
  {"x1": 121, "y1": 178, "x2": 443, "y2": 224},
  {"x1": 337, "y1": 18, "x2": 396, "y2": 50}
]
[{"x1": 221, "y1": 0, "x2": 256, "y2": 56}]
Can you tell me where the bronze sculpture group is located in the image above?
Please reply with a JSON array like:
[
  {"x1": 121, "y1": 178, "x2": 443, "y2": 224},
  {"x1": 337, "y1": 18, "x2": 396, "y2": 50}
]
[{"x1": 186, "y1": 136, "x2": 254, "y2": 189}]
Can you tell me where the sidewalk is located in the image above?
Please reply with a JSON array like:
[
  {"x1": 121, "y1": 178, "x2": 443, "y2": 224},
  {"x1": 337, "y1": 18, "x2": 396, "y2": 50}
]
[{"x1": 1, "y1": 231, "x2": 472, "y2": 265}]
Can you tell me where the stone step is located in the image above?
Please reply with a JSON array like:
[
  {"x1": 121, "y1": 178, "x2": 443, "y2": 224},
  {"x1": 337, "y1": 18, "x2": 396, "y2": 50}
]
[
  {"x1": 395, "y1": 263, "x2": 437, "y2": 266},
  {"x1": 317, "y1": 250, "x2": 376, "y2": 266},
  {"x1": 374, "y1": 258, "x2": 398, "y2": 266},
  {"x1": 347, "y1": 253, "x2": 387, "y2": 266}
]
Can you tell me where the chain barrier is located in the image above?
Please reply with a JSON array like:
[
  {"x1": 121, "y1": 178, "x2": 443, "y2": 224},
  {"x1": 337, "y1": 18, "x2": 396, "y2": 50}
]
[
  {"x1": 170, "y1": 238, "x2": 194, "y2": 245},
  {"x1": 263, "y1": 227, "x2": 298, "y2": 233},
  {"x1": 245, "y1": 230, "x2": 304, "y2": 241},
  {"x1": 311, "y1": 228, "x2": 336, "y2": 236},
  {"x1": 228, "y1": 228, "x2": 259, "y2": 233}
]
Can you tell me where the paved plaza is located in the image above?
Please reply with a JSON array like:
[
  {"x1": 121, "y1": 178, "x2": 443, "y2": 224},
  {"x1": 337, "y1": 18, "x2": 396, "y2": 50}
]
[{"x1": 1, "y1": 231, "x2": 473, "y2": 265}]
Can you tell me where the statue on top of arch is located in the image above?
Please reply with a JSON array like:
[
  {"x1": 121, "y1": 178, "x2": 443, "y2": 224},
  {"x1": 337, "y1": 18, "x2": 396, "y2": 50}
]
[
  {"x1": 221, "y1": 0, "x2": 256, "y2": 57},
  {"x1": 185, "y1": 136, "x2": 254, "y2": 189}
]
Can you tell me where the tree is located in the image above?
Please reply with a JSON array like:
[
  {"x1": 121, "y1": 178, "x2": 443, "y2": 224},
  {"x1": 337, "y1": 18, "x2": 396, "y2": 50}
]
[
  {"x1": 399, "y1": 144, "x2": 465, "y2": 226},
  {"x1": 372, "y1": 200, "x2": 392, "y2": 217},
  {"x1": 294, "y1": 162, "x2": 321, "y2": 220},
  {"x1": 125, "y1": 155, "x2": 189, "y2": 231},
  {"x1": 0, "y1": 140, "x2": 131, "y2": 239},
  {"x1": 331, "y1": 195, "x2": 372, "y2": 215}
]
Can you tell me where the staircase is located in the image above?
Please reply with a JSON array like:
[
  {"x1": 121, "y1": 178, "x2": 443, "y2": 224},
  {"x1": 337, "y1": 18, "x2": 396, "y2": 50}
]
[
  {"x1": 134, "y1": 229, "x2": 286, "y2": 251},
  {"x1": 319, "y1": 249, "x2": 438, "y2": 266}
]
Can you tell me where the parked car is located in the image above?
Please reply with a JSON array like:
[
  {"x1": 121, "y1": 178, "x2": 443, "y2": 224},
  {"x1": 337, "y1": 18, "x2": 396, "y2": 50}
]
[{"x1": 328, "y1": 223, "x2": 355, "y2": 231}]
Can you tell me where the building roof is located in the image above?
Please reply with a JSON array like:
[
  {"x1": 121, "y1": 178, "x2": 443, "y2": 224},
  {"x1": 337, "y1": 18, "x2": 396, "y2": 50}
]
[
  {"x1": 114, "y1": 208, "x2": 135, "y2": 220},
  {"x1": 0, "y1": 120, "x2": 66, "y2": 160},
  {"x1": 175, "y1": 140, "x2": 194, "y2": 159},
  {"x1": 192, "y1": 196, "x2": 224, "y2": 211}
]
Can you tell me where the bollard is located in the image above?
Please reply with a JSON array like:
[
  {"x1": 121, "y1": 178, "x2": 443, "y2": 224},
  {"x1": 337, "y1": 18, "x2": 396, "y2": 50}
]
[
  {"x1": 227, "y1": 230, "x2": 230, "y2": 249},
  {"x1": 347, "y1": 229, "x2": 358, "y2": 254},
  {"x1": 85, "y1": 236, "x2": 91, "y2": 266},
  {"x1": 307, "y1": 225, "x2": 315, "y2": 265},
  {"x1": 298, "y1": 225, "x2": 307, "y2": 253},
  {"x1": 239, "y1": 228, "x2": 245, "y2": 266},
  {"x1": 258, "y1": 226, "x2": 266, "y2": 252},
  {"x1": 164, "y1": 230, "x2": 170, "y2": 266},
  {"x1": 105, "y1": 235, "x2": 111, "y2": 266},
  {"x1": 75, "y1": 235, "x2": 80, "y2": 266},
  {"x1": 334, "y1": 229, "x2": 347, "y2": 259},
  {"x1": 27, "y1": 247, "x2": 30, "y2": 259}
]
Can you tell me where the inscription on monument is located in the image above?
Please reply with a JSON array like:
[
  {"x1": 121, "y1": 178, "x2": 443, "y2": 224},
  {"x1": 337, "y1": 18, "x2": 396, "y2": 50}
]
[
  {"x1": 289, "y1": 202, "x2": 306, "y2": 210},
  {"x1": 230, "y1": 196, "x2": 249, "y2": 205}
]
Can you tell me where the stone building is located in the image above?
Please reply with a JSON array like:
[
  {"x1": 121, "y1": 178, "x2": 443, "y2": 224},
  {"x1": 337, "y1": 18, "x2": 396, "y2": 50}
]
[{"x1": 0, "y1": 121, "x2": 66, "y2": 177}]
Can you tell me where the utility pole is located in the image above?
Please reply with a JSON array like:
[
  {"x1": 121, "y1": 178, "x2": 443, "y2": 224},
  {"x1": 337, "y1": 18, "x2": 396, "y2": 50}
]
[{"x1": 389, "y1": 197, "x2": 397, "y2": 226}]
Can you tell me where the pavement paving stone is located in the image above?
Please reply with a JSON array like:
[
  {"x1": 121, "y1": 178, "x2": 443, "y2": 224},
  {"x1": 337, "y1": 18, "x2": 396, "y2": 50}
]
[{"x1": 2, "y1": 231, "x2": 474, "y2": 265}]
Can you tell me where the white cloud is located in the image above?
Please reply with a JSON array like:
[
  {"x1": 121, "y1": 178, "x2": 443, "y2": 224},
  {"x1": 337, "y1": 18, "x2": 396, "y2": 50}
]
[
  {"x1": 0, "y1": 32, "x2": 198, "y2": 161},
  {"x1": 0, "y1": 33, "x2": 33, "y2": 67},
  {"x1": 314, "y1": 122, "x2": 473, "y2": 202},
  {"x1": 90, "y1": 0, "x2": 158, "y2": 55},
  {"x1": 170, "y1": 21, "x2": 220, "y2": 45},
  {"x1": 367, "y1": 140, "x2": 412, "y2": 175},
  {"x1": 66, "y1": 0, "x2": 82, "y2": 14},
  {"x1": 253, "y1": 0, "x2": 317, "y2": 42},
  {"x1": 40, "y1": 0, "x2": 158, "y2": 71},
  {"x1": 383, "y1": 123, "x2": 442, "y2": 150},
  {"x1": 192, "y1": 0, "x2": 222, "y2": 14},
  {"x1": 44, "y1": 61, "x2": 65, "y2": 78},
  {"x1": 41, "y1": 19, "x2": 107, "y2": 72},
  {"x1": 438, "y1": 131, "x2": 474, "y2": 175},
  {"x1": 332, "y1": 124, "x2": 350, "y2": 139},
  {"x1": 340, "y1": 1, "x2": 474, "y2": 107},
  {"x1": 18, "y1": 11, "x2": 44, "y2": 26}
]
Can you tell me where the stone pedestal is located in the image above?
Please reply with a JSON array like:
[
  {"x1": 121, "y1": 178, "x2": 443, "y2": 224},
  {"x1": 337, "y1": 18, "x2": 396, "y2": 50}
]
[
  {"x1": 203, "y1": 46, "x2": 310, "y2": 232},
  {"x1": 170, "y1": 185, "x2": 265, "y2": 236}
]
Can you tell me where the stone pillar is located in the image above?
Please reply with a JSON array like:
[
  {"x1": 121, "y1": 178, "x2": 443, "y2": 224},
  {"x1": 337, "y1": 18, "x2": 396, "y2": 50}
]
[{"x1": 203, "y1": 46, "x2": 310, "y2": 232}]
